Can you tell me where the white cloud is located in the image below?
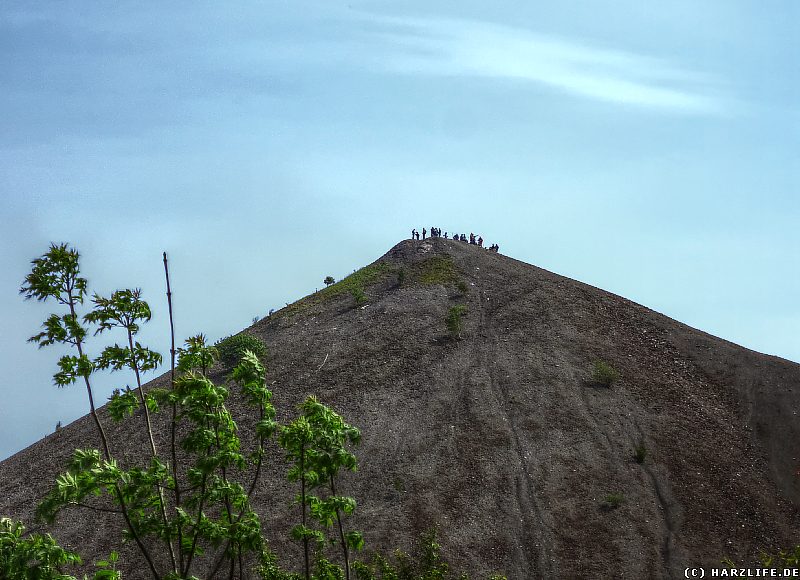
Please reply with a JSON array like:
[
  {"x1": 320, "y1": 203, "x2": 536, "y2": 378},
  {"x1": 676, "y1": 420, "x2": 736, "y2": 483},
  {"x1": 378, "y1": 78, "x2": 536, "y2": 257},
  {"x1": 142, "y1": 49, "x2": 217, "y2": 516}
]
[{"x1": 366, "y1": 17, "x2": 727, "y2": 114}]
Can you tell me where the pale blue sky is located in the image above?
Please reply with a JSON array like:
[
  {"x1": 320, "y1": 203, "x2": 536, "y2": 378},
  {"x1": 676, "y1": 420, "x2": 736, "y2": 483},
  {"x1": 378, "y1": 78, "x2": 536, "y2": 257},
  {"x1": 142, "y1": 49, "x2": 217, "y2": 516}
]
[{"x1": 1, "y1": 1, "x2": 798, "y2": 460}]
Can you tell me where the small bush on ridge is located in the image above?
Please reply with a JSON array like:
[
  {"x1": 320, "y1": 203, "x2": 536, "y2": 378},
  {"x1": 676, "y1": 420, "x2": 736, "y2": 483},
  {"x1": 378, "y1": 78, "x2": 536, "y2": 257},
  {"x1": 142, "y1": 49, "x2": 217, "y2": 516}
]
[{"x1": 216, "y1": 332, "x2": 267, "y2": 368}]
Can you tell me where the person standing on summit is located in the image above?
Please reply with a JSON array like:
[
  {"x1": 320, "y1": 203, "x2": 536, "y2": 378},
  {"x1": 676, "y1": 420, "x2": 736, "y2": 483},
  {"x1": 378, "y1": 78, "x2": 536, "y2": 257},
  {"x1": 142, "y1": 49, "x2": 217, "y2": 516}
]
[{"x1": 422, "y1": 228, "x2": 427, "y2": 240}]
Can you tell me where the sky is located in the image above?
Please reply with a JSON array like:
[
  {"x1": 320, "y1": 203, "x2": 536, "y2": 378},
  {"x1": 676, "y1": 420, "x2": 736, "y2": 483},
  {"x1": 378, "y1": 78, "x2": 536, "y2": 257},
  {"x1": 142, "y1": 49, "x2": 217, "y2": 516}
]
[{"x1": 1, "y1": 1, "x2": 798, "y2": 460}]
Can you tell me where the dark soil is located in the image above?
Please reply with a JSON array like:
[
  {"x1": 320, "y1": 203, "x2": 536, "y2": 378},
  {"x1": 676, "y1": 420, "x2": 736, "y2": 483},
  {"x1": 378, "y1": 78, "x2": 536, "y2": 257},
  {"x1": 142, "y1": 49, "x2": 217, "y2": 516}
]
[{"x1": 2, "y1": 237, "x2": 799, "y2": 579}]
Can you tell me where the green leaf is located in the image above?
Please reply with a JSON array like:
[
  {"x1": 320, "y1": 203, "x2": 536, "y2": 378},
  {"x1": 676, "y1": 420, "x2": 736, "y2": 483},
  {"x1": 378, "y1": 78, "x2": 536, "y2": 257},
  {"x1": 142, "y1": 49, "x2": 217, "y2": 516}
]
[{"x1": 345, "y1": 531, "x2": 364, "y2": 551}]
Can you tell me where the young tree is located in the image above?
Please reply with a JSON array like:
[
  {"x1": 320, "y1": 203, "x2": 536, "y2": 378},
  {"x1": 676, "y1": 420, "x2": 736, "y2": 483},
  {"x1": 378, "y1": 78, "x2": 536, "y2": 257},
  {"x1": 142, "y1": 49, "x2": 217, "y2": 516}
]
[
  {"x1": 300, "y1": 396, "x2": 363, "y2": 580},
  {"x1": 20, "y1": 244, "x2": 110, "y2": 457},
  {"x1": 324, "y1": 276, "x2": 336, "y2": 287},
  {"x1": 445, "y1": 305, "x2": 467, "y2": 340},
  {"x1": 21, "y1": 244, "x2": 160, "y2": 578},
  {"x1": 278, "y1": 396, "x2": 363, "y2": 580},
  {"x1": 279, "y1": 415, "x2": 320, "y2": 580}
]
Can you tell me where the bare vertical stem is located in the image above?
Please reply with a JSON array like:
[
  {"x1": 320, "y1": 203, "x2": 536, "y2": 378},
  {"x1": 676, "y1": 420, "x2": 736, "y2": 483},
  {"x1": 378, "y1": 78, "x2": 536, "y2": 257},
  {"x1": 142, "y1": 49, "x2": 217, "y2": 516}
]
[{"x1": 163, "y1": 251, "x2": 183, "y2": 569}]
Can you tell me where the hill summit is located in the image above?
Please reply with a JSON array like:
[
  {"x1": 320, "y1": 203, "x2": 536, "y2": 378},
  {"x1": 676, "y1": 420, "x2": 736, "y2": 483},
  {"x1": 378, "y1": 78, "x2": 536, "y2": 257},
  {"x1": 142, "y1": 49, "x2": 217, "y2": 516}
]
[{"x1": 2, "y1": 238, "x2": 799, "y2": 578}]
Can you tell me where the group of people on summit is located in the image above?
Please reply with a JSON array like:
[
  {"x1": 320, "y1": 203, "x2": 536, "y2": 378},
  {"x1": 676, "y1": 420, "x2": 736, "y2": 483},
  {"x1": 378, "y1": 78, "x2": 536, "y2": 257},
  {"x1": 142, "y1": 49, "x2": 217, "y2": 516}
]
[{"x1": 410, "y1": 227, "x2": 500, "y2": 253}]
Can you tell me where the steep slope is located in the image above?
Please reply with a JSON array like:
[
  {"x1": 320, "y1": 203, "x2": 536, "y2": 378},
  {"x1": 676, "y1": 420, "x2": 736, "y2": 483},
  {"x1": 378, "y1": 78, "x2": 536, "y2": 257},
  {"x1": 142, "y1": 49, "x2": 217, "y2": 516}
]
[{"x1": 1, "y1": 238, "x2": 799, "y2": 579}]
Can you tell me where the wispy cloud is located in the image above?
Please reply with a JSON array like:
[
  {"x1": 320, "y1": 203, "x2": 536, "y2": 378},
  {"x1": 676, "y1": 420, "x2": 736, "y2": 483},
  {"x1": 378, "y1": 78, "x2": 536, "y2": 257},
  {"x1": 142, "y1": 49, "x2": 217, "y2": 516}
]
[{"x1": 366, "y1": 17, "x2": 727, "y2": 114}]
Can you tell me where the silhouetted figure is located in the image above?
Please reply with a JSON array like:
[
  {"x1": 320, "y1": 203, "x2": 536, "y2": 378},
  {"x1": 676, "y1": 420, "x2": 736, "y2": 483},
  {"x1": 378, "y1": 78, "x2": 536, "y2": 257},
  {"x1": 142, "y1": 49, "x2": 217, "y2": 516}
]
[
  {"x1": 469, "y1": 233, "x2": 475, "y2": 244},
  {"x1": 444, "y1": 232, "x2": 448, "y2": 239},
  {"x1": 460, "y1": 234, "x2": 466, "y2": 242},
  {"x1": 411, "y1": 229, "x2": 416, "y2": 240},
  {"x1": 478, "y1": 236, "x2": 483, "y2": 247},
  {"x1": 422, "y1": 228, "x2": 427, "y2": 240},
  {"x1": 415, "y1": 231, "x2": 420, "y2": 240}
]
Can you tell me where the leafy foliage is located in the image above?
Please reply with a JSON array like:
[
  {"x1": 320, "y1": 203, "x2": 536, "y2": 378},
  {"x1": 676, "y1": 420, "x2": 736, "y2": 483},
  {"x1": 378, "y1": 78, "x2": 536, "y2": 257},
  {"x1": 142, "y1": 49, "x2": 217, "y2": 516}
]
[
  {"x1": 279, "y1": 396, "x2": 362, "y2": 579},
  {"x1": 0, "y1": 517, "x2": 81, "y2": 579},
  {"x1": 19, "y1": 243, "x2": 87, "y2": 306},
  {"x1": 352, "y1": 528, "x2": 506, "y2": 580},
  {"x1": 759, "y1": 546, "x2": 800, "y2": 568},
  {"x1": 36, "y1": 338, "x2": 278, "y2": 579},
  {"x1": 216, "y1": 332, "x2": 267, "y2": 368},
  {"x1": 324, "y1": 276, "x2": 336, "y2": 287},
  {"x1": 20, "y1": 244, "x2": 91, "y2": 378},
  {"x1": 592, "y1": 361, "x2": 619, "y2": 387},
  {"x1": 633, "y1": 444, "x2": 647, "y2": 464},
  {"x1": 723, "y1": 546, "x2": 800, "y2": 571}
]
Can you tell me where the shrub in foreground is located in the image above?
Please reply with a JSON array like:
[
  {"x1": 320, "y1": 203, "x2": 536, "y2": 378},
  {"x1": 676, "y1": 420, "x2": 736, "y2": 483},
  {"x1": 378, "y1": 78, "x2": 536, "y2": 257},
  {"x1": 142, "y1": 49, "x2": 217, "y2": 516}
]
[{"x1": 0, "y1": 518, "x2": 81, "y2": 579}]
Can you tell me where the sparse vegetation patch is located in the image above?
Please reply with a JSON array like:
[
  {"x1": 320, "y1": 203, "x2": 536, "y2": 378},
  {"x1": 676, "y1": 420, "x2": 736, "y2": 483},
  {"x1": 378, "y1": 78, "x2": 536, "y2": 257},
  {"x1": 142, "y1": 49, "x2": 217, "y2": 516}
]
[
  {"x1": 351, "y1": 285, "x2": 367, "y2": 306},
  {"x1": 601, "y1": 493, "x2": 625, "y2": 511},
  {"x1": 592, "y1": 360, "x2": 619, "y2": 387},
  {"x1": 282, "y1": 263, "x2": 392, "y2": 317},
  {"x1": 416, "y1": 256, "x2": 461, "y2": 286},
  {"x1": 352, "y1": 528, "x2": 507, "y2": 580}
]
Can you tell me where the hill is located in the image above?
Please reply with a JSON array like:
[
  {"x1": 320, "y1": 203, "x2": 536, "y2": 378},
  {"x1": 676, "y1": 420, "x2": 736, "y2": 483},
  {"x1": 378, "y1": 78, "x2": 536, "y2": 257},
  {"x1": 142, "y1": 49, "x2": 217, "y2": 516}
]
[{"x1": 2, "y1": 237, "x2": 799, "y2": 578}]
